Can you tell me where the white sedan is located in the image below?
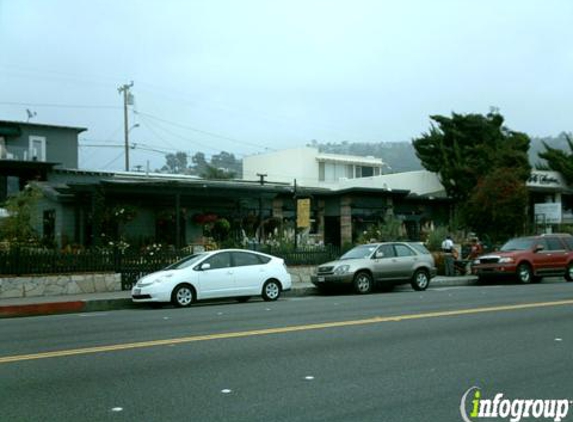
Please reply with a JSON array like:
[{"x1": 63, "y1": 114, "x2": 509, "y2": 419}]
[{"x1": 131, "y1": 249, "x2": 292, "y2": 307}]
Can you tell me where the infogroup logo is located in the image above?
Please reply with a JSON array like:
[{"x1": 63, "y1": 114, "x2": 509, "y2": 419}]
[{"x1": 460, "y1": 387, "x2": 571, "y2": 422}]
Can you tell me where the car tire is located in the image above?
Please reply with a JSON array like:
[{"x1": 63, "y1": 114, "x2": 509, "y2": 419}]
[
  {"x1": 353, "y1": 271, "x2": 373, "y2": 294},
  {"x1": 516, "y1": 263, "x2": 532, "y2": 284},
  {"x1": 172, "y1": 284, "x2": 194, "y2": 307},
  {"x1": 262, "y1": 280, "x2": 281, "y2": 301},
  {"x1": 236, "y1": 296, "x2": 251, "y2": 303},
  {"x1": 565, "y1": 263, "x2": 573, "y2": 282},
  {"x1": 411, "y1": 269, "x2": 430, "y2": 291}
]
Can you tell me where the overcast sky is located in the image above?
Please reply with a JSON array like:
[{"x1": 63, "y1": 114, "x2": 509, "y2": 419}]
[{"x1": 1, "y1": 1, "x2": 572, "y2": 172}]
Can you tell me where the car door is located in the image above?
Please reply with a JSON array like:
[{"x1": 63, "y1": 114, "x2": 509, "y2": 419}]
[
  {"x1": 393, "y1": 244, "x2": 419, "y2": 279},
  {"x1": 231, "y1": 251, "x2": 268, "y2": 294},
  {"x1": 196, "y1": 252, "x2": 235, "y2": 299},
  {"x1": 539, "y1": 236, "x2": 568, "y2": 274},
  {"x1": 371, "y1": 244, "x2": 400, "y2": 281},
  {"x1": 530, "y1": 238, "x2": 553, "y2": 275}
]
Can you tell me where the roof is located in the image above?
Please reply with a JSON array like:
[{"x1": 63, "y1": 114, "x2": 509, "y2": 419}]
[{"x1": 0, "y1": 119, "x2": 87, "y2": 133}]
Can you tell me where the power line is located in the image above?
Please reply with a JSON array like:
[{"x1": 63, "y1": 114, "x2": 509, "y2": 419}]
[
  {"x1": 0, "y1": 101, "x2": 119, "y2": 110},
  {"x1": 135, "y1": 110, "x2": 275, "y2": 152}
]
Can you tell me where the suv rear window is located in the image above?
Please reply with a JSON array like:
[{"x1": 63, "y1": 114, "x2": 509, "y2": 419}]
[{"x1": 410, "y1": 243, "x2": 431, "y2": 255}]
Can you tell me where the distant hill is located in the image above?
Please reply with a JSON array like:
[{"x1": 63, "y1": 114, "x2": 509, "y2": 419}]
[
  {"x1": 308, "y1": 140, "x2": 423, "y2": 173},
  {"x1": 308, "y1": 132, "x2": 573, "y2": 174},
  {"x1": 529, "y1": 132, "x2": 572, "y2": 168}
]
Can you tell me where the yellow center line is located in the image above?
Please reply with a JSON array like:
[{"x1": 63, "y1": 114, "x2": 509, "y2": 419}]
[{"x1": 2, "y1": 299, "x2": 573, "y2": 365}]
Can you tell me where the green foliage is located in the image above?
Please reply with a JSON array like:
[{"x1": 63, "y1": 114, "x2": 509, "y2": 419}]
[
  {"x1": 462, "y1": 168, "x2": 529, "y2": 243},
  {"x1": 0, "y1": 185, "x2": 42, "y2": 247},
  {"x1": 201, "y1": 165, "x2": 236, "y2": 180},
  {"x1": 357, "y1": 216, "x2": 406, "y2": 243},
  {"x1": 537, "y1": 134, "x2": 573, "y2": 184},
  {"x1": 412, "y1": 112, "x2": 531, "y2": 203},
  {"x1": 425, "y1": 226, "x2": 450, "y2": 252}
]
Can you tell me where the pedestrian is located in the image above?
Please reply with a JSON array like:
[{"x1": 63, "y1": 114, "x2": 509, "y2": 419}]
[
  {"x1": 441, "y1": 235, "x2": 455, "y2": 276},
  {"x1": 466, "y1": 237, "x2": 483, "y2": 261}
]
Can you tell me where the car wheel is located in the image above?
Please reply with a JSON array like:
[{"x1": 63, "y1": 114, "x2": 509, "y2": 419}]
[
  {"x1": 411, "y1": 269, "x2": 430, "y2": 291},
  {"x1": 566, "y1": 263, "x2": 573, "y2": 282},
  {"x1": 236, "y1": 296, "x2": 251, "y2": 303},
  {"x1": 353, "y1": 271, "x2": 373, "y2": 294},
  {"x1": 262, "y1": 280, "x2": 281, "y2": 301},
  {"x1": 172, "y1": 284, "x2": 194, "y2": 307},
  {"x1": 516, "y1": 263, "x2": 532, "y2": 284}
]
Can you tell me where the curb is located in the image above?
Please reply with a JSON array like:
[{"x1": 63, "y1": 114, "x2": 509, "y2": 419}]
[{"x1": 0, "y1": 277, "x2": 477, "y2": 318}]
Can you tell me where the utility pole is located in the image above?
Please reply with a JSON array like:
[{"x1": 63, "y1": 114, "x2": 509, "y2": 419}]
[
  {"x1": 294, "y1": 179, "x2": 298, "y2": 250},
  {"x1": 118, "y1": 81, "x2": 134, "y2": 171}
]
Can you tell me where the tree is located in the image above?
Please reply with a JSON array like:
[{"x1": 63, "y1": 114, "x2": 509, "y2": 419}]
[
  {"x1": 201, "y1": 165, "x2": 235, "y2": 180},
  {"x1": 463, "y1": 168, "x2": 529, "y2": 242},
  {"x1": 161, "y1": 151, "x2": 188, "y2": 174},
  {"x1": 413, "y1": 112, "x2": 531, "y2": 203},
  {"x1": 0, "y1": 184, "x2": 42, "y2": 247},
  {"x1": 191, "y1": 152, "x2": 209, "y2": 175},
  {"x1": 210, "y1": 151, "x2": 241, "y2": 175},
  {"x1": 537, "y1": 134, "x2": 573, "y2": 184}
]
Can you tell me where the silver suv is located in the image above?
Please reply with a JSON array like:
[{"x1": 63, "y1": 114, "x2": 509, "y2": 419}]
[{"x1": 311, "y1": 242, "x2": 437, "y2": 294}]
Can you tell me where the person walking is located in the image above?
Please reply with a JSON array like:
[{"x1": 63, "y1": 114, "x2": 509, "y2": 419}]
[{"x1": 441, "y1": 235, "x2": 455, "y2": 276}]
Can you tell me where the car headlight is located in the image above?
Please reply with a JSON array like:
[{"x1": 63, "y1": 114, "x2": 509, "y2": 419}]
[
  {"x1": 499, "y1": 257, "x2": 515, "y2": 264},
  {"x1": 333, "y1": 265, "x2": 350, "y2": 275}
]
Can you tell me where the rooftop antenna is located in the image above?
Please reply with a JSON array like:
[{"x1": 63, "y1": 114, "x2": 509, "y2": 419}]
[{"x1": 26, "y1": 109, "x2": 37, "y2": 122}]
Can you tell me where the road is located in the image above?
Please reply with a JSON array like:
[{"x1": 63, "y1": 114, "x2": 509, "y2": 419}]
[{"x1": 2, "y1": 281, "x2": 573, "y2": 422}]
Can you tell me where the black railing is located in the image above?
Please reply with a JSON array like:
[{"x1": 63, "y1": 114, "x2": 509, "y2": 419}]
[{"x1": 0, "y1": 246, "x2": 341, "y2": 290}]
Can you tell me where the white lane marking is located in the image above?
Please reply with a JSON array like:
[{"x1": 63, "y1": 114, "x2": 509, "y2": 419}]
[
  {"x1": 221, "y1": 389, "x2": 232, "y2": 394},
  {"x1": 555, "y1": 338, "x2": 563, "y2": 342},
  {"x1": 111, "y1": 407, "x2": 123, "y2": 412},
  {"x1": 304, "y1": 376, "x2": 315, "y2": 380}
]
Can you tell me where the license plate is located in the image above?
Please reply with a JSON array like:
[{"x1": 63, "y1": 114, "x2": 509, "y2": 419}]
[
  {"x1": 133, "y1": 288, "x2": 141, "y2": 295},
  {"x1": 318, "y1": 277, "x2": 325, "y2": 282}
]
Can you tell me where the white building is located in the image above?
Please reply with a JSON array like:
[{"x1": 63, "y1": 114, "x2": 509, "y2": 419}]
[{"x1": 243, "y1": 147, "x2": 385, "y2": 186}]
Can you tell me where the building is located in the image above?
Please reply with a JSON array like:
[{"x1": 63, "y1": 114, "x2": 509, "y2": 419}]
[
  {"x1": 243, "y1": 147, "x2": 385, "y2": 185},
  {"x1": 0, "y1": 119, "x2": 86, "y2": 202}
]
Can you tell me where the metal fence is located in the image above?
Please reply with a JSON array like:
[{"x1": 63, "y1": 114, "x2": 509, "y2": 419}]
[{"x1": 0, "y1": 246, "x2": 341, "y2": 290}]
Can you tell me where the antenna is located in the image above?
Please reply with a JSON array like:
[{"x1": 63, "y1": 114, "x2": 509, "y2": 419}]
[{"x1": 26, "y1": 109, "x2": 37, "y2": 122}]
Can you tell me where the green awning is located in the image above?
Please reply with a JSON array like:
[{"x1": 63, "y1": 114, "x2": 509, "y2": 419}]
[{"x1": 0, "y1": 125, "x2": 21, "y2": 137}]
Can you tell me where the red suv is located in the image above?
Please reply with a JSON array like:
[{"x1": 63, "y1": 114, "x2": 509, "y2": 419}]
[{"x1": 471, "y1": 234, "x2": 573, "y2": 284}]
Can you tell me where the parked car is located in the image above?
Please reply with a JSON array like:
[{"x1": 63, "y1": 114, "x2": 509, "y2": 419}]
[
  {"x1": 471, "y1": 233, "x2": 573, "y2": 284},
  {"x1": 311, "y1": 242, "x2": 437, "y2": 294},
  {"x1": 131, "y1": 249, "x2": 292, "y2": 307}
]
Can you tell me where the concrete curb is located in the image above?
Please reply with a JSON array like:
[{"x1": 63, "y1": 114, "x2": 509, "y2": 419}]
[{"x1": 0, "y1": 276, "x2": 477, "y2": 318}]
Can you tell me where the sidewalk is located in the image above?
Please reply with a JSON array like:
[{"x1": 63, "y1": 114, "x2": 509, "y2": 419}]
[{"x1": 0, "y1": 275, "x2": 477, "y2": 318}]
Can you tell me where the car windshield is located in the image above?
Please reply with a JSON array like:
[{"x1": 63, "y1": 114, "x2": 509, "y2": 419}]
[
  {"x1": 164, "y1": 253, "x2": 207, "y2": 270},
  {"x1": 340, "y1": 245, "x2": 377, "y2": 260},
  {"x1": 500, "y1": 238, "x2": 535, "y2": 252}
]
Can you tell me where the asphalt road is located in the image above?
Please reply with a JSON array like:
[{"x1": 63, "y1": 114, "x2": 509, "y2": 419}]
[{"x1": 2, "y1": 281, "x2": 573, "y2": 422}]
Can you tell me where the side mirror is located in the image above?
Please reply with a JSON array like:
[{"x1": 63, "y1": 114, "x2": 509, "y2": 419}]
[
  {"x1": 200, "y1": 263, "x2": 211, "y2": 271},
  {"x1": 534, "y1": 244, "x2": 545, "y2": 253},
  {"x1": 374, "y1": 251, "x2": 384, "y2": 259}
]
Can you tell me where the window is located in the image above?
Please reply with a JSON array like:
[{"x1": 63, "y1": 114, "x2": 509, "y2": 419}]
[
  {"x1": 375, "y1": 244, "x2": 395, "y2": 258},
  {"x1": 43, "y1": 209, "x2": 56, "y2": 241},
  {"x1": 233, "y1": 252, "x2": 263, "y2": 267},
  {"x1": 546, "y1": 237, "x2": 565, "y2": 251},
  {"x1": 204, "y1": 252, "x2": 232, "y2": 269},
  {"x1": 318, "y1": 162, "x2": 325, "y2": 181},
  {"x1": 29, "y1": 136, "x2": 46, "y2": 161},
  {"x1": 395, "y1": 244, "x2": 415, "y2": 257}
]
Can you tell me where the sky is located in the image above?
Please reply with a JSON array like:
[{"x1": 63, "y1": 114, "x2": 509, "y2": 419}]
[{"x1": 0, "y1": 0, "x2": 572, "y2": 172}]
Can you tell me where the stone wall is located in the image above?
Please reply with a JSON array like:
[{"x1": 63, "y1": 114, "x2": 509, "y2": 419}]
[
  {"x1": 288, "y1": 266, "x2": 314, "y2": 284},
  {"x1": 0, "y1": 273, "x2": 122, "y2": 299}
]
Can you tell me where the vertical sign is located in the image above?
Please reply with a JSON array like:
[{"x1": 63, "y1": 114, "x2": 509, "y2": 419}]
[{"x1": 297, "y1": 198, "x2": 311, "y2": 228}]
